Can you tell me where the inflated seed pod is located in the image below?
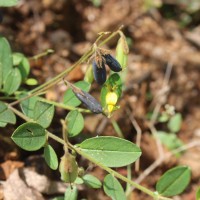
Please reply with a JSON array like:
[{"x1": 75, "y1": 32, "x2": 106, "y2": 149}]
[
  {"x1": 103, "y1": 54, "x2": 122, "y2": 72},
  {"x1": 76, "y1": 90, "x2": 103, "y2": 113},
  {"x1": 59, "y1": 153, "x2": 78, "y2": 183},
  {"x1": 65, "y1": 81, "x2": 103, "y2": 114},
  {"x1": 92, "y1": 61, "x2": 106, "y2": 85}
]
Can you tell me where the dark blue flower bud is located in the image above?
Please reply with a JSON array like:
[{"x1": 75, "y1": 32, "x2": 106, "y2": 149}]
[
  {"x1": 103, "y1": 54, "x2": 122, "y2": 72},
  {"x1": 92, "y1": 61, "x2": 106, "y2": 85}
]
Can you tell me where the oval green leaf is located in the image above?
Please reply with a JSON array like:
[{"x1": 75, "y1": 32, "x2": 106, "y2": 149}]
[
  {"x1": 63, "y1": 81, "x2": 90, "y2": 107},
  {"x1": 103, "y1": 174, "x2": 126, "y2": 200},
  {"x1": 82, "y1": 174, "x2": 102, "y2": 189},
  {"x1": 0, "y1": 101, "x2": 16, "y2": 126},
  {"x1": 13, "y1": 53, "x2": 30, "y2": 81},
  {"x1": 156, "y1": 166, "x2": 191, "y2": 197},
  {"x1": 196, "y1": 187, "x2": 200, "y2": 200},
  {"x1": 11, "y1": 122, "x2": 46, "y2": 151},
  {"x1": 78, "y1": 136, "x2": 141, "y2": 167},
  {"x1": 74, "y1": 177, "x2": 84, "y2": 184},
  {"x1": 44, "y1": 144, "x2": 58, "y2": 170},
  {"x1": 0, "y1": 37, "x2": 13, "y2": 89},
  {"x1": 3, "y1": 68, "x2": 22, "y2": 95},
  {"x1": 25, "y1": 78, "x2": 38, "y2": 86},
  {"x1": 13, "y1": 52, "x2": 24, "y2": 65},
  {"x1": 64, "y1": 186, "x2": 78, "y2": 200},
  {"x1": 19, "y1": 57, "x2": 30, "y2": 81},
  {"x1": 20, "y1": 96, "x2": 38, "y2": 118},
  {"x1": 33, "y1": 101, "x2": 54, "y2": 128},
  {"x1": 65, "y1": 110, "x2": 84, "y2": 137},
  {"x1": 156, "y1": 131, "x2": 183, "y2": 151},
  {"x1": 0, "y1": 0, "x2": 18, "y2": 7},
  {"x1": 167, "y1": 113, "x2": 182, "y2": 133}
]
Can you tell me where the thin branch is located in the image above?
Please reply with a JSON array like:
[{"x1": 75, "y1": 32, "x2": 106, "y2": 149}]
[{"x1": 126, "y1": 108, "x2": 142, "y2": 172}]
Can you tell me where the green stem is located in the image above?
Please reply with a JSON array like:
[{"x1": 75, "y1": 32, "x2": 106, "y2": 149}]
[
  {"x1": 37, "y1": 97, "x2": 91, "y2": 113},
  {"x1": 29, "y1": 49, "x2": 54, "y2": 60},
  {"x1": 126, "y1": 164, "x2": 132, "y2": 196},
  {"x1": 68, "y1": 143, "x2": 162, "y2": 199},
  {"x1": 111, "y1": 119, "x2": 124, "y2": 138},
  {"x1": 9, "y1": 104, "x2": 171, "y2": 200},
  {"x1": 10, "y1": 28, "x2": 121, "y2": 107},
  {"x1": 8, "y1": 105, "x2": 32, "y2": 122}
]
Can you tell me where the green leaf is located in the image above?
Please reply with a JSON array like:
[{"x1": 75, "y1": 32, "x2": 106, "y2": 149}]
[
  {"x1": 167, "y1": 113, "x2": 182, "y2": 133},
  {"x1": 0, "y1": 37, "x2": 13, "y2": 89},
  {"x1": 44, "y1": 144, "x2": 58, "y2": 170},
  {"x1": 20, "y1": 96, "x2": 38, "y2": 118},
  {"x1": 19, "y1": 57, "x2": 30, "y2": 81},
  {"x1": 13, "y1": 53, "x2": 30, "y2": 81},
  {"x1": 100, "y1": 73, "x2": 122, "y2": 108},
  {"x1": 158, "y1": 112, "x2": 170, "y2": 123},
  {"x1": 11, "y1": 122, "x2": 47, "y2": 151},
  {"x1": 156, "y1": 166, "x2": 191, "y2": 197},
  {"x1": 33, "y1": 101, "x2": 54, "y2": 128},
  {"x1": 13, "y1": 53, "x2": 24, "y2": 65},
  {"x1": 0, "y1": 122, "x2": 7, "y2": 127},
  {"x1": 0, "y1": 101, "x2": 16, "y2": 126},
  {"x1": 65, "y1": 110, "x2": 84, "y2": 137},
  {"x1": 156, "y1": 131, "x2": 183, "y2": 151},
  {"x1": 64, "y1": 186, "x2": 78, "y2": 200},
  {"x1": 3, "y1": 68, "x2": 22, "y2": 95},
  {"x1": 103, "y1": 174, "x2": 126, "y2": 200},
  {"x1": 63, "y1": 81, "x2": 90, "y2": 107},
  {"x1": 82, "y1": 174, "x2": 102, "y2": 189},
  {"x1": 196, "y1": 187, "x2": 200, "y2": 200},
  {"x1": 78, "y1": 136, "x2": 141, "y2": 167},
  {"x1": 25, "y1": 78, "x2": 38, "y2": 86},
  {"x1": 0, "y1": 0, "x2": 18, "y2": 7},
  {"x1": 74, "y1": 177, "x2": 84, "y2": 184}
]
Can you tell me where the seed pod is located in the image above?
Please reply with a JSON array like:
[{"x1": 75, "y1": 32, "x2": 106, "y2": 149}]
[
  {"x1": 116, "y1": 37, "x2": 128, "y2": 69},
  {"x1": 92, "y1": 61, "x2": 106, "y2": 85},
  {"x1": 59, "y1": 153, "x2": 78, "y2": 183},
  {"x1": 103, "y1": 54, "x2": 122, "y2": 72},
  {"x1": 65, "y1": 81, "x2": 103, "y2": 114}
]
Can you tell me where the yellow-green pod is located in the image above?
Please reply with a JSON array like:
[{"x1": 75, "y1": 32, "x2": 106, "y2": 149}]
[
  {"x1": 116, "y1": 34, "x2": 129, "y2": 69},
  {"x1": 59, "y1": 153, "x2": 78, "y2": 183},
  {"x1": 84, "y1": 64, "x2": 94, "y2": 84}
]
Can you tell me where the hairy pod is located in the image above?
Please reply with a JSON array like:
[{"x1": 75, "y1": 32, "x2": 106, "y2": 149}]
[
  {"x1": 103, "y1": 54, "x2": 122, "y2": 72},
  {"x1": 65, "y1": 81, "x2": 103, "y2": 114},
  {"x1": 59, "y1": 153, "x2": 78, "y2": 183},
  {"x1": 75, "y1": 90, "x2": 103, "y2": 114},
  {"x1": 92, "y1": 61, "x2": 106, "y2": 85}
]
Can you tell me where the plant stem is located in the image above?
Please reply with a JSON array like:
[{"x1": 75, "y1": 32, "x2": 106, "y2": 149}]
[
  {"x1": 37, "y1": 97, "x2": 91, "y2": 113},
  {"x1": 10, "y1": 28, "x2": 121, "y2": 107},
  {"x1": 68, "y1": 142, "x2": 172, "y2": 200},
  {"x1": 9, "y1": 104, "x2": 171, "y2": 200},
  {"x1": 29, "y1": 49, "x2": 54, "y2": 60},
  {"x1": 46, "y1": 132, "x2": 172, "y2": 200}
]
